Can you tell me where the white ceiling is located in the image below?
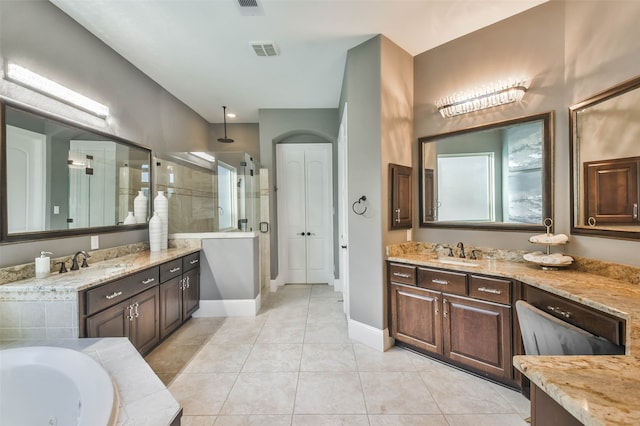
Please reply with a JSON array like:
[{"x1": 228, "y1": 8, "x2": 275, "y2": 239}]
[{"x1": 50, "y1": 0, "x2": 547, "y2": 123}]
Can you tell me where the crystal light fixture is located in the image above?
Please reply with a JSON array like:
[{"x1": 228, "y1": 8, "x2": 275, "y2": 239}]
[
  {"x1": 5, "y1": 63, "x2": 110, "y2": 118},
  {"x1": 435, "y1": 78, "x2": 529, "y2": 118}
]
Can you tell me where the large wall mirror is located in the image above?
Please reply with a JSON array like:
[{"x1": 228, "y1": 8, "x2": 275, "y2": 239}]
[
  {"x1": 1, "y1": 101, "x2": 152, "y2": 242},
  {"x1": 570, "y1": 76, "x2": 640, "y2": 240},
  {"x1": 419, "y1": 112, "x2": 553, "y2": 231}
]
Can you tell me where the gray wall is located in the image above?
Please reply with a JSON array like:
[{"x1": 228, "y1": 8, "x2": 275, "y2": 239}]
[
  {"x1": 200, "y1": 237, "x2": 259, "y2": 300},
  {"x1": 209, "y1": 122, "x2": 261, "y2": 162},
  {"x1": 0, "y1": 0, "x2": 210, "y2": 266},
  {"x1": 258, "y1": 109, "x2": 339, "y2": 280},
  {"x1": 413, "y1": 0, "x2": 640, "y2": 267}
]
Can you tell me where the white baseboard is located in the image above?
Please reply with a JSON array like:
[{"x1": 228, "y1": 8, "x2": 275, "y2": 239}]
[
  {"x1": 347, "y1": 318, "x2": 394, "y2": 352},
  {"x1": 270, "y1": 275, "x2": 284, "y2": 292},
  {"x1": 192, "y1": 294, "x2": 261, "y2": 317},
  {"x1": 333, "y1": 278, "x2": 342, "y2": 292}
]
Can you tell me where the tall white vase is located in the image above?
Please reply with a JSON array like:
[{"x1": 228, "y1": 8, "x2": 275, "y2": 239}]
[
  {"x1": 154, "y1": 190, "x2": 169, "y2": 250},
  {"x1": 123, "y1": 211, "x2": 136, "y2": 225},
  {"x1": 134, "y1": 190, "x2": 148, "y2": 224},
  {"x1": 149, "y1": 213, "x2": 162, "y2": 252}
]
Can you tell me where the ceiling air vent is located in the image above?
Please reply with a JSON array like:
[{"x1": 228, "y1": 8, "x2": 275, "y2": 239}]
[
  {"x1": 251, "y1": 41, "x2": 279, "y2": 57},
  {"x1": 237, "y1": 0, "x2": 264, "y2": 16}
]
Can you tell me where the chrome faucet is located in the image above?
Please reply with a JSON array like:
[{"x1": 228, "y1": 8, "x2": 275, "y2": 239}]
[
  {"x1": 456, "y1": 242, "x2": 466, "y2": 258},
  {"x1": 71, "y1": 250, "x2": 91, "y2": 270}
]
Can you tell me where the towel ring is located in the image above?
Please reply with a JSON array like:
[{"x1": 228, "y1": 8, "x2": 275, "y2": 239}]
[{"x1": 352, "y1": 196, "x2": 367, "y2": 215}]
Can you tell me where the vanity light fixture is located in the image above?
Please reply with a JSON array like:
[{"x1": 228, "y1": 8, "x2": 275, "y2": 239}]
[
  {"x1": 435, "y1": 78, "x2": 529, "y2": 118},
  {"x1": 5, "y1": 63, "x2": 110, "y2": 118},
  {"x1": 190, "y1": 152, "x2": 216, "y2": 163}
]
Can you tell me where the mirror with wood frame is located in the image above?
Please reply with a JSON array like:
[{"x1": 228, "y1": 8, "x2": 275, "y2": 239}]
[
  {"x1": 419, "y1": 112, "x2": 553, "y2": 231},
  {"x1": 1, "y1": 101, "x2": 152, "y2": 242},
  {"x1": 570, "y1": 76, "x2": 640, "y2": 240}
]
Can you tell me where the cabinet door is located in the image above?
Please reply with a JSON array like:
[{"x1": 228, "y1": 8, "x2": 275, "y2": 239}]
[
  {"x1": 389, "y1": 163, "x2": 412, "y2": 229},
  {"x1": 160, "y1": 276, "x2": 183, "y2": 339},
  {"x1": 182, "y1": 268, "x2": 200, "y2": 319},
  {"x1": 130, "y1": 286, "x2": 160, "y2": 355},
  {"x1": 390, "y1": 283, "x2": 442, "y2": 355},
  {"x1": 86, "y1": 299, "x2": 131, "y2": 339},
  {"x1": 443, "y1": 294, "x2": 512, "y2": 379},
  {"x1": 584, "y1": 157, "x2": 639, "y2": 224}
]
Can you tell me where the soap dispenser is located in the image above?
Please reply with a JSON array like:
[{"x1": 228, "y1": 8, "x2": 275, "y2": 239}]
[{"x1": 35, "y1": 251, "x2": 52, "y2": 279}]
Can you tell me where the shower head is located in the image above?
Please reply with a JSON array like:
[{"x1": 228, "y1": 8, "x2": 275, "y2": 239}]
[{"x1": 217, "y1": 106, "x2": 234, "y2": 143}]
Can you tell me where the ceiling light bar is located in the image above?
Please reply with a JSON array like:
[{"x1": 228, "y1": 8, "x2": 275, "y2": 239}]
[
  {"x1": 435, "y1": 78, "x2": 529, "y2": 118},
  {"x1": 5, "y1": 63, "x2": 110, "y2": 118},
  {"x1": 190, "y1": 152, "x2": 216, "y2": 163}
]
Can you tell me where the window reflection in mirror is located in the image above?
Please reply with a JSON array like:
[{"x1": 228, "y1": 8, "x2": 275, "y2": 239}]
[
  {"x1": 419, "y1": 112, "x2": 553, "y2": 231},
  {"x1": 570, "y1": 76, "x2": 640, "y2": 239},
  {"x1": 1, "y1": 102, "x2": 151, "y2": 241}
]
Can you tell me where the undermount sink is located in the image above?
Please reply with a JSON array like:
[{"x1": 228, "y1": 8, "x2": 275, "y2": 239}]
[{"x1": 436, "y1": 258, "x2": 480, "y2": 267}]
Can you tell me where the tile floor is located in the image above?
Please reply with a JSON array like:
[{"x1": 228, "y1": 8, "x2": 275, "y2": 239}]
[{"x1": 145, "y1": 284, "x2": 530, "y2": 425}]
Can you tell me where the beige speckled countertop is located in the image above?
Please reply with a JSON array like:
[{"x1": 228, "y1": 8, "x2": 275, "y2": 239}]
[
  {"x1": 0, "y1": 246, "x2": 200, "y2": 301},
  {"x1": 387, "y1": 242, "x2": 640, "y2": 426}
]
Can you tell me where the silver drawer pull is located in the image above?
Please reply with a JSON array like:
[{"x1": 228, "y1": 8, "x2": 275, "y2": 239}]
[
  {"x1": 142, "y1": 278, "x2": 155, "y2": 285},
  {"x1": 169, "y1": 267, "x2": 181, "y2": 273},
  {"x1": 478, "y1": 287, "x2": 502, "y2": 295},
  {"x1": 547, "y1": 305, "x2": 571, "y2": 318},
  {"x1": 189, "y1": 259, "x2": 199, "y2": 265},
  {"x1": 432, "y1": 279, "x2": 449, "y2": 285},
  {"x1": 393, "y1": 272, "x2": 411, "y2": 278},
  {"x1": 105, "y1": 291, "x2": 123, "y2": 300}
]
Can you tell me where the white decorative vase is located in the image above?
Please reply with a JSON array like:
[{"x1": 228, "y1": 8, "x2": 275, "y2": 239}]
[
  {"x1": 149, "y1": 213, "x2": 162, "y2": 252},
  {"x1": 123, "y1": 211, "x2": 136, "y2": 225},
  {"x1": 154, "y1": 190, "x2": 169, "y2": 250},
  {"x1": 134, "y1": 190, "x2": 148, "y2": 224}
]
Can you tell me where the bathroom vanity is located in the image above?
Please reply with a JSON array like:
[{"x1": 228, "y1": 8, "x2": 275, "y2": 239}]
[{"x1": 387, "y1": 242, "x2": 640, "y2": 425}]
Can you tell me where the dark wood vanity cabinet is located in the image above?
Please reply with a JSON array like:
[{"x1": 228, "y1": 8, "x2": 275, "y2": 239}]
[
  {"x1": 159, "y1": 252, "x2": 200, "y2": 338},
  {"x1": 388, "y1": 262, "x2": 515, "y2": 384},
  {"x1": 81, "y1": 252, "x2": 201, "y2": 355},
  {"x1": 389, "y1": 163, "x2": 412, "y2": 229},
  {"x1": 584, "y1": 156, "x2": 639, "y2": 225}
]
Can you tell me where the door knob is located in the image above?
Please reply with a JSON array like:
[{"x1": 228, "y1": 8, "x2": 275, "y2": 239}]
[
  {"x1": 300, "y1": 232, "x2": 305, "y2": 236},
  {"x1": 306, "y1": 232, "x2": 311, "y2": 236}
]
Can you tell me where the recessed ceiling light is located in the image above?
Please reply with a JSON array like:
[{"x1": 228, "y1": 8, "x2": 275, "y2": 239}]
[{"x1": 226, "y1": 112, "x2": 237, "y2": 118}]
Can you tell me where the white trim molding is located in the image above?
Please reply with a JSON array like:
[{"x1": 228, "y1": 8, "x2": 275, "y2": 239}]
[
  {"x1": 348, "y1": 318, "x2": 394, "y2": 352},
  {"x1": 192, "y1": 294, "x2": 261, "y2": 317},
  {"x1": 270, "y1": 275, "x2": 284, "y2": 292}
]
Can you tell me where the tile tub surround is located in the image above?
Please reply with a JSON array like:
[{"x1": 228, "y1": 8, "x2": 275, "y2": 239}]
[
  {"x1": 0, "y1": 245, "x2": 200, "y2": 341},
  {"x1": 388, "y1": 242, "x2": 640, "y2": 426},
  {"x1": 513, "y1": 355, "x2": 640, "y2": 426},
  {"x1": 0, "y1": 337, "x2": 181, "y2": 425}
]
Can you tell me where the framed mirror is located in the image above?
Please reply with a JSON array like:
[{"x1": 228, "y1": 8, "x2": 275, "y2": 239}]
[
  {"x1": 1, "y1": 101, "x2": 152, "y2": 242},
  {"x1": 419, "y1": 112, "x2": 553, "y2": 231},
  {"x1": 570, "y1": 76, "x2": 640, "y2": 240}
]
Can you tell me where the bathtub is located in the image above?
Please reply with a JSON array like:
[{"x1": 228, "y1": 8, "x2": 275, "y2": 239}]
[{"x1": 0, "y1": 346, "x2": 117, "y2": 426}]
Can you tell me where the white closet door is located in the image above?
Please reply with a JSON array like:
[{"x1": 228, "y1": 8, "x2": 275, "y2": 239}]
[{"x1": 277, "y1": 144, "x2": 333, "y2": 284}]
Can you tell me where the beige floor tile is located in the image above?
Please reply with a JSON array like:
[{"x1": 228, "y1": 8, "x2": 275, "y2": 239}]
[
  {"x1": 214, "y1": 414, "x2": 292, "y2": 425},
  {"x1": 292, "y1": 414, "x2": 370, "y2": 425},
  {"x1": 354, "y1": 344, "x2": 417, "y2": 372},
  {"x1": 360, "y1": 372, "x2": 440, "y2": 414},
  {"x1": 294, "y1": 372, "x2": 366, "y2": 414},
  {"x1": 208, "y1": 319, "x2": 265, "y2": 345},
  {"x1": 220, "y1": 372, "x2": 298, "y2": 415},
  {"x1": 181, "y1": 415, "x2": 217, "y2": 426},
  {"x1": 368, "y1": 414, "x2": 450, "y2": 425},
  {"x1": 495, "y1": 385, "x2": 531, "y2": 417},
  {"x1": 300, "y1": 343, "x2": 357, "y2": 372},
  {"x1": 307, "y1": 299, "x2": 346, "y2": 322},
  {"x1": 310, "y1": 285, "x2": 343, "y2": 299},
  {"x1": 304, "y1": 321, "x2": 351, "y2": 344},
  {"x1": 184, "y1": 344, "x2": 252, "y2": 373},
  {"x1": 257, "y1": 323, "x2": 306, "y2": 343},
  {"x1": 241, "y1": 343, "x2": 303, "y2": 372},
  {"x1": 264, "y1": 306, "x2": 309, "y2": 324},
  {"x1": 163, "y1": 318, "x2": 225, "y2": 346},
  {"x1": 420, "y1": 369, "x2": 514, "y2": 414},
  {"x1": 169, "y1": 373, "x2": 237, "y2": 416},
  {"x1": 445, "y1": 413, "x2": 530, "y2": 425},
  {"x1": 145, "y1": 344, "x2": 203, "y2": 374}
]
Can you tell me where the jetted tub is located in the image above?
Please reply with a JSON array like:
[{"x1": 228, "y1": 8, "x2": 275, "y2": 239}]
[{"x1": 0, "y1": 346, "x2": 117, "y2": 426}]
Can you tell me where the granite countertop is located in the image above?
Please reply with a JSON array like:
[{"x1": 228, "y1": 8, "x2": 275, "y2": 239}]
[
  {"x1": 0, "y1": 246, "x2": 200, "y2": 299},
  {"x1": 387, "y1": 244, "x2": 640, "y2": 426},
  {"x1": 0, "y1": 337, "x2": 181, "y2": 425}
]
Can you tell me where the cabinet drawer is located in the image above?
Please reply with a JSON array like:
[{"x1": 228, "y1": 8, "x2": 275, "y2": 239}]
[
  {"x1": 183, "y1": 252, "x2": 201, "y2": 272},
  {"x1": 469, "y1": 275, "x2": 511, "y2": 305},
  {"x1": 160, "y1": 259, "x2": 183, "y2": 283},
  {"x1": 418, "y1": 268, "x2": 467, "y2": 296},
  {"x1": 389, "y1": 263, "x2": 417, "y2": 285},
  {"x1": 526, "y1": 286, "x2": 625, "y2": 346},
  {"x1": 86, "y1": 267, "x2": 159, "y2": 316}
]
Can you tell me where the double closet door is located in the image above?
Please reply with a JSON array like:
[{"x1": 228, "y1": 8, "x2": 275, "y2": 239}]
[{"x1": 276, "y1": 144, "x2": 333, "y2": 284}]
